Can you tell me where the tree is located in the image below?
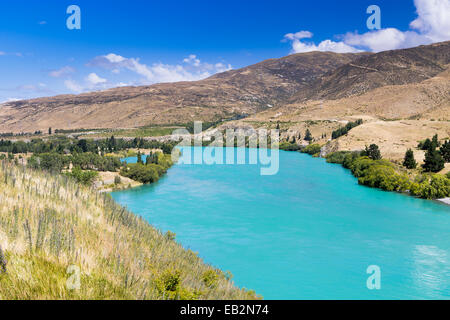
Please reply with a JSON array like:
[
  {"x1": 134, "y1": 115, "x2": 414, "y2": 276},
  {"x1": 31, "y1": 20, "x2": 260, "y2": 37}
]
[
  {"x1": 363, "y1": 144, "x2": 382, "y2": 160},
  {"x1": 48, "y1": 127, "x2": 52, "y2": 135},
  {"x1": 423, "y1": 147, "x2": 445, "y2": 173},
  {"x1": 137, "y1": 151, "x2": 143, "y2": 164},
  {"x1": 418, "y1": 138, "x2": 432, "y2": 151},
  {"x1": 440, "y1": 140, "x2": 450, "y2": 162},
  {"x1": 431, "y1": 134, "x2": 440, "y2": 150},
  {"x1": 108, "y1": 135, "x2": 116, "y2": 152},
  {"x1": 403, "y1": 149, "x2": 417, "y2": 169},
  {"x1": 276, "y1": 122, "x2": 280, "y2": 130},
  {"x1": 304, "y1": 129, "x2": 313, "y2": 142}
]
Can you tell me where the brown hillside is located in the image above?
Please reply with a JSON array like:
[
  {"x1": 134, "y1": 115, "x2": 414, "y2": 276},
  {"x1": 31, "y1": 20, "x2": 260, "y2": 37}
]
[
  {"x1": 0, "y1": 52, "x2": 366, "y2": 133},
  {"x1": 291, "y1": 41, "x2": 450, "y2": 101}
]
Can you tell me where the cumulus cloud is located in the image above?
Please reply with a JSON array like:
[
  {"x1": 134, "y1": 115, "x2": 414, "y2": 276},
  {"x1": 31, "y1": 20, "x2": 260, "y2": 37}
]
[
  {"x1": 283, "y1": 31, "x2": 362, "y2": 53},
  {"x1": 285, "y1": 0, "x2": 450, "y2": 53},
  {"x1": 64, "y1": 79, "x2": 83, "y2": 93},
  {"x1": 49, "y1": 66, "x2": 75, "y2": 78},
  {"x1": 183, "y1": 54, "x2": 201, "y2": 67},
  {"x1": 85, "y1": 73, "x2": 107, "y2": 85},
  {"x1": 88, "y1": 53, "x2": 232, "y2": 84}
]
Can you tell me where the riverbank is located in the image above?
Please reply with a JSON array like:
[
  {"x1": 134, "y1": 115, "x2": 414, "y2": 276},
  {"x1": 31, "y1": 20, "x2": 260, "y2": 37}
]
[
  {"x1": 0, "y1": 160, "x2": 259, "y2": 300},
  {"x1": 111, "y1": 147, "x2": 450, "y2": 299}
]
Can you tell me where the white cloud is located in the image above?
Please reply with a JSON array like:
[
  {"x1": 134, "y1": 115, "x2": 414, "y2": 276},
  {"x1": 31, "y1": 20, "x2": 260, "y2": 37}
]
[
  {"x1": 183, "y1": 54, "x2": 201, "y2": 67},
  {"x1": 2, "y1": 98, "x2": 20, "y2": 103},
  {"x1": 49, "y1": 66, "x2": 75, "y2": 78},
  {"x1": 88, "y1": 53, "x2": 232, "y2": 84},
  {"x1": 64, "y1": 80, "x2": 83, "y2": 93},
  {"x1": 283, "y1": 31, "x2": 313, "y2": 41},
  {"x1": 85, "y1": 73, "x2": 107, "y2": 85},
  {"x1": 410, "y1": 0, "x2": 450, "y2": 42},
  {"x1": 283, "y1": 30, "x2": 361, "y2": 53},
  {"x1": 285, "y1": 0, "x2": 450, "y2": 53}
]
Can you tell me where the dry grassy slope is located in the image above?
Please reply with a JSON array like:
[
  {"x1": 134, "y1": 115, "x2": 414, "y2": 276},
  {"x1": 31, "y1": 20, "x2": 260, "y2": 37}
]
[
  {"x1": 0, "y1": 52, "x2": 367, "y2": 133},
  {"x1": 223, "y1": 65, "x2": 450, "y2": 167},
  {"x1": 0, "y1": 161, "x2": 258, "y2": 299},
  {"x1": 291, "y1": 41, "x2": 450, "y2": 101}
]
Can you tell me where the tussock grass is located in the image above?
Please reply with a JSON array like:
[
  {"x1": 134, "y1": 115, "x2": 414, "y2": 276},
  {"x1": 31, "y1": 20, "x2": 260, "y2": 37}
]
[{"x1": 0, "y1": 161, "x2": 258, "y2": 300}]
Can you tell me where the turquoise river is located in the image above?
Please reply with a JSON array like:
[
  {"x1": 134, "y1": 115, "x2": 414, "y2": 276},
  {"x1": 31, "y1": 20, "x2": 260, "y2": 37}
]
[{"x1": 111, "y1": 147, "x2": 450, "y2": 299}]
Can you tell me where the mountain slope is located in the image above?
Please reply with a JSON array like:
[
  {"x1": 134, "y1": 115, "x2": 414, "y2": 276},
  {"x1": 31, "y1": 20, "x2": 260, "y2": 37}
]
[
  {"x1": 0, "y1": 161, "x2": 258, "y2": 299},
  {"x1": 0, "y1": 52, "x2": 367, "y2": 133},
  {"x1": 291, "y1": 41, "x2": 450, "y2": 101}
]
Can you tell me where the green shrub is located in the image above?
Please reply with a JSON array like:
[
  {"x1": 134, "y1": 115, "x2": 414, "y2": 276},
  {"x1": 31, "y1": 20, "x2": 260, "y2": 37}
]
[
  {"x1": 120, "y1": 163, "x2": 159, "y2": 184},
  {"x1": 165, "y1": 231, "x2": 176, "y2": 241},
  {"x1": 326, "y1": 151, "x2": 352, "y2": 164},
  {"x1": 65, "y1": 167, "x2": 98, "y2": 186},
  {"x1": 410, "y1": 174, "x2": 450, "y2": 199},
  {"x1": 302, "y1": 144, "x2": 321, "y2": 155},
  {"x1": 279, "y1": 141, "x2": 300, "y2": 151},
  {"x1": 202, "y1": 270, "x2": 219, "y2": 288},
  {"x1": 28, "y1": 153, "x2": 70, "y2": 173}
]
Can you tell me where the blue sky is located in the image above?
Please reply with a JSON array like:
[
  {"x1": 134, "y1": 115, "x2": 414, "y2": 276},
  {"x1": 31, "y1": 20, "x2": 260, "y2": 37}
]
[{"x1": 0, "y1": 0, "x2": 448, "y2": 102}]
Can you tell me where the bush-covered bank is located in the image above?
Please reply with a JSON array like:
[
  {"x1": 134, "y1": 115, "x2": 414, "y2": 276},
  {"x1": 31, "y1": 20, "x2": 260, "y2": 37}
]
[
  {"x1": 120, "y1": 152, "x2": 174, "y2": 184},
  {"x1": 0, "y1": 160, "x2": 258, "y2": 300},
  {"x1": 0, "y1": 136, "x2": 178, "y2": 188},
  {"x1": 326, "y1": 151, "x2": 450, "y2": 200}
]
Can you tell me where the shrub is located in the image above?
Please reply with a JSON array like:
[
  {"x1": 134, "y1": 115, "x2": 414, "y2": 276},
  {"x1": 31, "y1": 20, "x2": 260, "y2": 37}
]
[
  {"x1": 302, "y1": 144, "x2": 321, "y2": 155},
  {"x1": 165, "y1": 231, "x2": 176, "y2": 241},
  {"x1": 156, "y1": 269, "x2": 182, "y2": 298},
  {"x1": 202, "y1": 270, "x2": 219, "y2": 288},
  {"x1": 66, "y1": 167, "x2": 98, "y2": 186},
  {"x1": 326, "y1": 151, "x2": 353, "y2": 164},
  {"x1": 71, "y1": 153, "x2": 121, "y2": 171},
  {"x1": 28, "y1": 153, "x2": 70, "y2": 173},
  {"x1": 120, "y1": 163, "x2": 159, "y2": 184},
  {"x1": 114, "y1": 175, "x2": 121, "y2": 185},
  {"x1": 0, "y1": 245, "x2": 7, "y2": 274},
  {"x1": 410, "y1": 174, "x2": 450, "y2": 199},
  {"x1": 279, "y1": 141, "x2": 300, "y2": 151}
]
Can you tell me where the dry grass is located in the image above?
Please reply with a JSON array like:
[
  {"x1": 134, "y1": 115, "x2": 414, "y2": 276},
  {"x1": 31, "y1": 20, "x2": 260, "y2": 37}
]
[{"x1": 0, "y1": 161, "x2": 259, "y2": 300}]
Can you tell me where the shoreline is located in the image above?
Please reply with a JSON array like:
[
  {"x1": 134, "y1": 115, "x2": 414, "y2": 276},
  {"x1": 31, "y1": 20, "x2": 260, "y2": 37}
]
[
  {"x1": 437, "y1": 198, "x2": 450, "y2": 206},
  {"x1": 110, "y1": 146, "x2": 450, "y2": 206}
]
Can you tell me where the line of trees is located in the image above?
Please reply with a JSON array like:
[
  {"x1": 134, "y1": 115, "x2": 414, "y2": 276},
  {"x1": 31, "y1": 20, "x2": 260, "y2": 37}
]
[
  {"x1": 120, "y1": 151, "x2": 173, "y2": 184},
  {"x1": 0, "y1": 136, "x2": 176, "y2": 155},
  {"x1": 412, "y1": 134, "x2": 449, "y2": 173},
  {"x1": 331, "y1": 119, "x2": 363, "y2": 140},
  {"x1": 326, "y1": 148, "x2": 450, "y2": 199}
]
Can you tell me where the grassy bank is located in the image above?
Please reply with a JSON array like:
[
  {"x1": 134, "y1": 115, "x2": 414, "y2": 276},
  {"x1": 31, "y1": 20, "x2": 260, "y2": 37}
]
[
  {"x1": 325, "y1": 151, "x2": 450, "y2": 200},
  {"x1": 0, "y1": 161, "x2": 259, "y2": 299}
]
